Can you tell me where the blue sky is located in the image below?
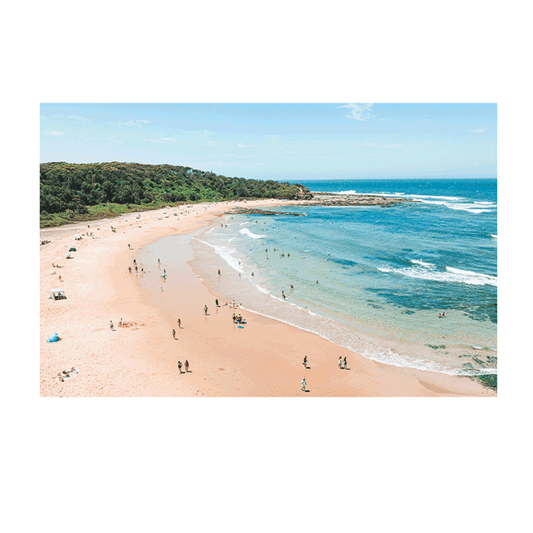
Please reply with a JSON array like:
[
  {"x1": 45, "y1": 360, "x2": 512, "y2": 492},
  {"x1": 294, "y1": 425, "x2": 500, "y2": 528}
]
[{"x1": 40, "y1": 103, "x2": 496, "y2": 180}]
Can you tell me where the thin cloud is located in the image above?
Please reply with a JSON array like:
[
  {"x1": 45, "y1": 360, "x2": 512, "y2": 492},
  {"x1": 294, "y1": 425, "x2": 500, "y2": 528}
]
[
  {"x1": 144, "y1": 137, "x2": 178, "y2": 144},
  {"x1": 119, "y1": 119, "x2": 149, "y2": 127},
  {"x1": 358, "y1": 142, "x2": 376, "y2": 147},
  {"x1": 43, "y1": 130, "x2": 65, "y2": 136},
  {"x1": 67, "y1": 115, "x2": 93, "y2": 122},
  {"x1": 201, "y1": 140, "x2": 217, "y2": 146},
  {"x1": 238, "y1": 143, "x2": 257, "y2": 148},
  {"x1": 338, "y1": 103, "x2": 375, "y2": 121},
  {"x1": 470, "y1": 127, "x2": 487, "y2": 133},
  {"x1": 385, "y1": 144, "x2": 403, "y2": 148}
]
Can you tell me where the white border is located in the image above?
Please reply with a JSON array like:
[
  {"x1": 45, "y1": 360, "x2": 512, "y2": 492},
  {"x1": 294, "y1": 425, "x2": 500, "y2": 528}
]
[{"x1": 18, "y1": 84, "x2": 517, "y2": 417}]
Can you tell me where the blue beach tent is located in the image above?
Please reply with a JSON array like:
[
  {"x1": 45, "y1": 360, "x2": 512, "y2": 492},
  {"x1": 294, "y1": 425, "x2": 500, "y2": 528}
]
[{"x1": 47, "y1": 333, "x2": 60, "y2": 343}]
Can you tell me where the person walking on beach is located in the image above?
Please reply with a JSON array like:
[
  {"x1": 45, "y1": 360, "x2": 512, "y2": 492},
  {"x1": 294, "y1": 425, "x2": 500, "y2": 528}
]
[
  {"x1": 216, "y1": 299, "x2": 219, "y2": 307},
  {"x1": 185, "y1": 360, "x2": 189, "y2": 373},
  {"x1": 303, "y1": 356, "x2": 308, "y2": 368},
  {"x1": 172, "y1": 329, "x2": 176, "y2": 339},
  {"x1": 204, "y1": 305, "x2": 208, "y2": 315},
  {"x1": 128, "y1": 266, "x2": 132, "y2": 274},
  {"x1": 343, "y1": 357, "x2": 348, "y2": 370},
  {"x1": 301, "y1": 377, "x2": 306, "y2": 391},
  {"x1": 178, "y1": 361, "x2": 183, "y2": 374},
  {"x1": 338, "y1": 356, "x2": 343, "y2": 369},
  {"x1": 218, "y1": 269, "x2": 221, "y2": 275},
  {"x1": 110, "y1": 320, "x2": 114, "y2": 331},
  {"x1": 178, "y1": 318, "x2": 181, "y2": 329}
]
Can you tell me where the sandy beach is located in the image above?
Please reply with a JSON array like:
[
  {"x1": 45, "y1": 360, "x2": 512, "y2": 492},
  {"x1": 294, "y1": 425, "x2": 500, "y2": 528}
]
[{"x1": 40, "y1": 199, "x2": 494, "y2": 397}]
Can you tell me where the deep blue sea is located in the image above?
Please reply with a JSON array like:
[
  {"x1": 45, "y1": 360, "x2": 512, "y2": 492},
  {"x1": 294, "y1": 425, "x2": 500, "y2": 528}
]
[{"x1": 191, "y1": 178, "x2": 497, "y2": 377}]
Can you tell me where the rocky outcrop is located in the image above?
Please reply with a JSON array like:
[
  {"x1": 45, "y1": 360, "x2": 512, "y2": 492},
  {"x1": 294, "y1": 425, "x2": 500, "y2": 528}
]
[
  {"x1": 301, "y1": 192, "x2": 416, "y2": 207},
  {"x1": 294, "y1": 186, "x2": 313, "y2": 200},
  {"x1": 229, "y1": 207, "x2": 306, "y2": 216}
]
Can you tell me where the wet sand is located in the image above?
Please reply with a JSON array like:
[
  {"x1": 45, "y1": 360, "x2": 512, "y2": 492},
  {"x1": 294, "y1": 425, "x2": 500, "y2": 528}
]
[{"x1": 40, "y1": 199, "x2": 494, "y2": 396}]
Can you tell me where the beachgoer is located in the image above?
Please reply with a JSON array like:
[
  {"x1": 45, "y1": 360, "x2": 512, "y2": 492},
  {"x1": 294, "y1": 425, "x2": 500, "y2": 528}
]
[
  {"x1": 338, "y1": 356, "x2": 342, "y2": 369},
  {"x1": 135, "y1": 265, "x2": 138, "y2": 272},
  {"x1": 204, "y1": 305, "x2": 208, "y2": 315},
  {"x1": 128, "y1": 266, "x2": 132, "y2": 274},
  {"x1": 290, "y1": 284, "x2": 294, "y2": 290},
  {"x1": 110, "y1": 320, "x2": 114, "y2": 330},
  {"x1": 343, "y1": 357, "x2": 347, "y2": 369},
  {"x1": 216, "y1": 299, "x2": 219, "y2": 307},
  {"x1": 178, "y1": 319, "x2": 181, "y2": 328},
  {"x1": 178, "y1": 361, "x2": 182, "y2": 374},
  {"x1": 59, "y1": 275, "x2": 62, "y2": 282},
  {"x1": 185, "y1": 360, "x2": 189, "y2": 373},
  {"x1": 303, "y1": 356, "x2": 307, "y2": 368},
  {"x1": 133, "y1": 259, "x2": 136, "y2": 264},
  {"x1": 119, "y1": 318, "x2": 123, "y2": 326},
  {"x1": 172, "y1": 329, "x2": 176, "y2": 339},
  {"x1": 301, "y1": 377, "x2": 306, "y2": 391},
  {"x1": 218, "y1": 269, "x2": 221, "y2": 275}
]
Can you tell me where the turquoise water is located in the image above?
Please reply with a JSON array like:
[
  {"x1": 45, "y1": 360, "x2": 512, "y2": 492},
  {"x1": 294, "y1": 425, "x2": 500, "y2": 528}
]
[{"x1": 190, "y1": 178, "x2": 497, "y2": 377}]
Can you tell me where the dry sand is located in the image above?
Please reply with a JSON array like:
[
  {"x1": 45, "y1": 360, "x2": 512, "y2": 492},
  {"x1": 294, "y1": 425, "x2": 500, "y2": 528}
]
[{"x1": 40, "y1": 199, "x2": 494, "y2": 397}]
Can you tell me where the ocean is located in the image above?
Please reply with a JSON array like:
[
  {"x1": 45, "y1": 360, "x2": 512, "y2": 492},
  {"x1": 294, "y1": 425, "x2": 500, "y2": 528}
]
[{"x1": 189, "y1": 177, "x2": 497, "y2": 382}]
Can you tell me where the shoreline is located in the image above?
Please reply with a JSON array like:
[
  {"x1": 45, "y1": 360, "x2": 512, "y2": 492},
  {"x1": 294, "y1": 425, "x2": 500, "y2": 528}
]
[{"x1": 40, "y1": 199, "x2": 495, "y2": 397}]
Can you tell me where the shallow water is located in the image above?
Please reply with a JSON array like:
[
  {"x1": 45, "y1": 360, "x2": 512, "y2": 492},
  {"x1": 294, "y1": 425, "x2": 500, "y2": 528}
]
[{"x1": 190, "y1": 178, "x2": 496, "y2": 377}]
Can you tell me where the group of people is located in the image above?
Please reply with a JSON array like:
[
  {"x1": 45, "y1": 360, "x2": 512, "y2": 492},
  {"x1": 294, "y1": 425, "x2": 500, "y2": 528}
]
[
  {"x1": 232, "y1": 313, "x2": 246, "y2": 324},
  {"x1": 338, "y1": 356, "x2": 349, "y2": 370},
  {"x1": 300, "y1": 355, "x2": 351, "y2": 392},
  {"x1": 56, "y1": 367, "x2": 79, "y2": 383},
  {"x1": 177, "y1": 360, "x2": 189, "y2": 374}
]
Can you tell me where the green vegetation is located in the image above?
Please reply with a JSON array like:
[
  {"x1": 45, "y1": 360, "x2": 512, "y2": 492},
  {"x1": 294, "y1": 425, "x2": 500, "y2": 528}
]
[{"x1": 40, "y1": 162, "x2": 309, "y2": 228}]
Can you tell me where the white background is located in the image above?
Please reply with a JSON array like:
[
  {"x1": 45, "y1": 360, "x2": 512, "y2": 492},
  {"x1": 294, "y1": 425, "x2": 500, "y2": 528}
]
[{"x1": 18, "y1": 84, "x2": 517, "y2": 417}]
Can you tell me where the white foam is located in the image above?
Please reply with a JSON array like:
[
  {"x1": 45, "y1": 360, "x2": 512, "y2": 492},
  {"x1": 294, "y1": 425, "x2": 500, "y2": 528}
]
[
  {"x1": 410, "y1": 259, "x2": 436, "y2": 268},
  {"x1": 239, "y1": 228, "x2": 267, "y2": 239},
  {"x1": 445, "y1": 266, "x2": 497, "y2": 286},
  {"x1": 380, "y1": 264, "x2": 497, "y2": 286},
  {"x1": 193, "y1": 238, "x2": 244, "y2": 273},
  {"x1": 408, "y1": 194, "x2": 464, "y2": 201},
  {"x1": 491, "y1": 235, "x2": 497, "y2": 239}
]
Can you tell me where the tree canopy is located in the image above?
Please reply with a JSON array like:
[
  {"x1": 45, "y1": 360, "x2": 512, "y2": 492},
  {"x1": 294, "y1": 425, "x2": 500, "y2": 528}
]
[{"x1": 40, "y1": 162, "x2": 310, "y2": 226}]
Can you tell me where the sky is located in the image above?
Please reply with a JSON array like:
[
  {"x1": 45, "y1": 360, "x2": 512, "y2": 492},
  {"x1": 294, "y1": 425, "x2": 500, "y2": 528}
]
[{"x1": 40, "y1": 103, "x2": 496, "y2": 180}]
